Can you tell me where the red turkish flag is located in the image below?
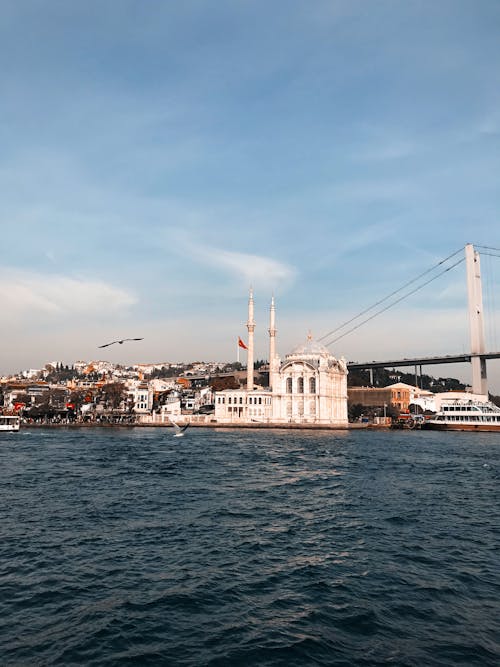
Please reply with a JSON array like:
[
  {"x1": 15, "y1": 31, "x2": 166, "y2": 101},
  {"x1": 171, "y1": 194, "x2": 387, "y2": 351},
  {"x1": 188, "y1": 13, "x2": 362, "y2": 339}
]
[{"x1": 238, "y1": 337, "x2": 248, "y2": 350}]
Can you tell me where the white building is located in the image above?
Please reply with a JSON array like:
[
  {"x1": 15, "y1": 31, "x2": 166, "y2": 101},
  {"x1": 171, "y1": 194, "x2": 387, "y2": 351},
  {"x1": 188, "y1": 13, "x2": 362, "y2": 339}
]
[
  {"x1": 126, "y1": 382, "x2": 153, "y2": 413},
  {"x1": 214, "y1": 291, "x2": 348, "y2": 427},
  {"x1": 158, "y1": 395, "x2": 182, "y2": 421}
]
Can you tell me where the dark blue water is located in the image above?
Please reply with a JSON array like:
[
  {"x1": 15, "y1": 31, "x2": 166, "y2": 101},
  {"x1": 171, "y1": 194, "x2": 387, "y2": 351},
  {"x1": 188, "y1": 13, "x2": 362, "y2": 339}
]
[{"x1": 1, "y1": 428, "x2": 499, "y2": 666}]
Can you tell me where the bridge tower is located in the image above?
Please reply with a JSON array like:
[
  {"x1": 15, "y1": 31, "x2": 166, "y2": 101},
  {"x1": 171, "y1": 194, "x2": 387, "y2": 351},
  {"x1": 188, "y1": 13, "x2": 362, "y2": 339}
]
[{"x1": 465, "y1": 243, "x2": 487, "y2": 395}]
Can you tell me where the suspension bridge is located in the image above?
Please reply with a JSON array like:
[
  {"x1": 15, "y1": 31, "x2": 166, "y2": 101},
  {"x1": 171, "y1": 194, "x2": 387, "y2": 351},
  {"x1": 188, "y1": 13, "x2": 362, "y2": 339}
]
[{"x1": 319, "y1": 243, "x2": 500, "y2": 395}]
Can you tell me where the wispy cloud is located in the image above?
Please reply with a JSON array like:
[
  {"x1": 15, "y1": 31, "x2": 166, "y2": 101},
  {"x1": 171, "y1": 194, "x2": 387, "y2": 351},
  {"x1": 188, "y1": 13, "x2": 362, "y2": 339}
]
[
  {"x1": 174, "y1": 235, "x2": 296, "y2": 290},
  {"x1": 0, "y1": 270, "x2": 137, "y2": 322}
]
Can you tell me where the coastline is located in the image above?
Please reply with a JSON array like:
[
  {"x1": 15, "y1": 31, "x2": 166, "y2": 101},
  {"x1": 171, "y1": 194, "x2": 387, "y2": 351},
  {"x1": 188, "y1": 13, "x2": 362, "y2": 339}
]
[{"x1": 19, "y1": 421, "x2": 361, "y2": 431}]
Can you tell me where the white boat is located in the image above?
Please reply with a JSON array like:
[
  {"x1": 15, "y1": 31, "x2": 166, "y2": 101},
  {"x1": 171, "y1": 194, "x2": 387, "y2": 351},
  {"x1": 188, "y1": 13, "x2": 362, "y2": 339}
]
[
  {"x1": 0, "y1": 414, "x2": 21, "y2": 432},
  {"x1": 424, "y1": 399, "x2": 500, "y2": 432}
]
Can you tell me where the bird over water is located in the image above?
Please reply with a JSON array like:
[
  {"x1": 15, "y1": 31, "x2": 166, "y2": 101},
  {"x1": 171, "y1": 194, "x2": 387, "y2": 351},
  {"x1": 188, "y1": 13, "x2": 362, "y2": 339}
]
[{"x1": 98, "y1": 338, "x2": 144, "y2": 348}]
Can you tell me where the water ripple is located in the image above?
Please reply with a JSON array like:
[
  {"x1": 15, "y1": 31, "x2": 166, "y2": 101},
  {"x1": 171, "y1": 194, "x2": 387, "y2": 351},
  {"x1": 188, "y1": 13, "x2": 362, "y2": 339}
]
[{"x1": 1, "y1": 428, "x2": 499, "y2": 665}]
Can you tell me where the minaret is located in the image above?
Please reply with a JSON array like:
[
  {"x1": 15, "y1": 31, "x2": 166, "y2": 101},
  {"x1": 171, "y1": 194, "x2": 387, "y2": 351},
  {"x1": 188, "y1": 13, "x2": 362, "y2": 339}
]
[
  {"x1": 246, "y1": 288, "x2": 255, "y2": 391},
  {"x1": 268, "y1": 295, "x2": 277, "y2": 391}
]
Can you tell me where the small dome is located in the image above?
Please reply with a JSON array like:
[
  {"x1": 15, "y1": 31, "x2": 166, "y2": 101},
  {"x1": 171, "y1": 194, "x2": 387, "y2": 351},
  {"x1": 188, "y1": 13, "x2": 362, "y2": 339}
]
[{"x1": 288, "y1": 336, "x2": 331, "y2": 357}]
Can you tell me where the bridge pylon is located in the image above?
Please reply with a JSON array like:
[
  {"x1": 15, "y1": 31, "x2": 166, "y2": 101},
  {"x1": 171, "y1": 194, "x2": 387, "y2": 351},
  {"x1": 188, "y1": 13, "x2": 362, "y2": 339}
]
[{"x1": 465, "y1": 243, "x2": 488, "y2": 395}]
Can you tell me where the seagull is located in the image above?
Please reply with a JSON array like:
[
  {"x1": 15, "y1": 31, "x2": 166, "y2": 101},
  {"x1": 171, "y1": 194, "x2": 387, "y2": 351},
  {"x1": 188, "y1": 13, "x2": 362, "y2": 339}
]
[
  {"x1": 172, "y1": 421, "x2": 189, "y2": 437},
  {"x1": 98, "y1": 338, "x2": 144, "y2": 348}
]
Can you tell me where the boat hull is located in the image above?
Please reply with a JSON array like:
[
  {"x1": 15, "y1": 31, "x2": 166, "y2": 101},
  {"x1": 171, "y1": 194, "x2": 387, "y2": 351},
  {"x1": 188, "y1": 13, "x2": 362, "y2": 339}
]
[
  {"x1": 424, "y1": 422, "x2": 500, "y2": 432},
  {"x1": 0, "y1": 416, "x2": 21, "y2": 432}
]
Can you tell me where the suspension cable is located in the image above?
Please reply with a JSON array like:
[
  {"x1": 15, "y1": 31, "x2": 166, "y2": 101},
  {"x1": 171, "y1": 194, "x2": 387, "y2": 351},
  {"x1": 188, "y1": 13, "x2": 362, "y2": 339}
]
[
  {"x1": 318, "y1": 247, "x2": 464, "y2": 343},
  {"x1": 477, "y1": 250, "x2": 500, "y2": 259},
  {"x1": 323, "y1": 257, "x2": 465, "y2": 347},
  {"x1": 476, "y1": 245, "x2": 500, "y2": 252}
]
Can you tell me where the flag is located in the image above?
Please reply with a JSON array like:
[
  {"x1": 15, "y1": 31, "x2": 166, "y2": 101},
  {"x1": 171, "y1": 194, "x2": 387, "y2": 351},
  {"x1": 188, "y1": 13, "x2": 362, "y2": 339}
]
[{"x1": 238, "y1": 337, "x2": 248, "y2": 350}]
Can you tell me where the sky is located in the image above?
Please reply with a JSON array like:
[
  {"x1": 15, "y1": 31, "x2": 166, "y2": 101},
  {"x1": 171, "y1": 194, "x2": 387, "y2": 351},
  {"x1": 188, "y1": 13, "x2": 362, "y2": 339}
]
[{"x1": 1, "y1": 1, "x2": 500, "y2": 389}]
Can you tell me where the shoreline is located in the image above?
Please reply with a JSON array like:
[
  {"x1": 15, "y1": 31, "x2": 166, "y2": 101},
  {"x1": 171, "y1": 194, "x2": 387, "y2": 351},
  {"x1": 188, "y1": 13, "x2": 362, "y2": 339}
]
[{"x1": 19, "y1": 421, "x2": 365, "y2": 431}]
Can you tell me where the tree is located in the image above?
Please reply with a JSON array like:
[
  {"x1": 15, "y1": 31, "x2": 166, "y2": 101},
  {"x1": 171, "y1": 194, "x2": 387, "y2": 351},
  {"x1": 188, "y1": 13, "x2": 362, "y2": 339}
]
[
  {"x1": 69, "y1": 389, "x2": 89, "y2": 411},
  {"x1": 210, "y1": 376, "x2": 240, "y2": 391},
  {"x1": 223, "y1": 362, "x2": 242, "y2": 372},
  {"x1": 348, "y1": 403, "x2": 364, "y2": 421},
  {"x1": 98, "y1": 383, "x2": 126, "y2": 410}
]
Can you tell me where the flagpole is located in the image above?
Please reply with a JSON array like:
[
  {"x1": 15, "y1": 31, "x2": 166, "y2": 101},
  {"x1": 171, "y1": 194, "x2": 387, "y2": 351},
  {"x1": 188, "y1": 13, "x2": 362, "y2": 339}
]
[{"x1": 237, "y1": 341, "x2": 240, "y2": 364}]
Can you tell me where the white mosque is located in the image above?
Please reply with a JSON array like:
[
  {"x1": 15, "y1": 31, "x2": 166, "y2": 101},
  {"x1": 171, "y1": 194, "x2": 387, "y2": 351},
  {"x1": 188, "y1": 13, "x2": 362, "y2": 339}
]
[{"x1": 214, "y1": 290, "x2": 348, "y2": 427}]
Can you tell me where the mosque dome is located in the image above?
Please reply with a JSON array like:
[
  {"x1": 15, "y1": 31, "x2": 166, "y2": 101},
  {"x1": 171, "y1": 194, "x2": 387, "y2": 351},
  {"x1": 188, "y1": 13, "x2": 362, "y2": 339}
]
[{"x1": 287, "y1": 335, "x2": 332, "y2": 358}]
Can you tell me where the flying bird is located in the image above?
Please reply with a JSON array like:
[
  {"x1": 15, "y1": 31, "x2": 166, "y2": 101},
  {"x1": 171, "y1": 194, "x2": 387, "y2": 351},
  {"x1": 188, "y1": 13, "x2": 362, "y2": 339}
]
[
  {"x1": 98, "y1": 338, "x2": 144, "y2": 348},
  {"x1": 172, "y1": 421, "x2": 189, "y2": 437}
]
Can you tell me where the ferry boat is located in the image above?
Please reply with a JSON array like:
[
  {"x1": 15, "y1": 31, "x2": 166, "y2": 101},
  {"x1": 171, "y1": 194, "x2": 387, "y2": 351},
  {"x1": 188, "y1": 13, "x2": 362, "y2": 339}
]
[
  {"x1": 424, "y1": 399, "x2": 500, "y2": 432},
  {"x1": 0, "y1": 414, "x2": 21, "y2": 432}
]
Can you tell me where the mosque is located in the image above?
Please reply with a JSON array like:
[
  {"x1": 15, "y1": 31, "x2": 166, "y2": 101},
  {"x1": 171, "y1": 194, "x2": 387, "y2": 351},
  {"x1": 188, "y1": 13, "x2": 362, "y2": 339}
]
[{"x1": 213, "y1": 290, "x2": 349, "y2": 427}]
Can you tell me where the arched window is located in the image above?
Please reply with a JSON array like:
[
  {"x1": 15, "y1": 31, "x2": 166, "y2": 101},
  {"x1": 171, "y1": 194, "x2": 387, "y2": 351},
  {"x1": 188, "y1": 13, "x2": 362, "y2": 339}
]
[
  {"x1": 286, "y1": 377, "x2": 292, "y2": 393},
  {"x1": 310, "y1": 377, "x2": 316, "y2": 394},
  {"x1": 297, "y1": 377, "x2": 304, "y2": 393}
]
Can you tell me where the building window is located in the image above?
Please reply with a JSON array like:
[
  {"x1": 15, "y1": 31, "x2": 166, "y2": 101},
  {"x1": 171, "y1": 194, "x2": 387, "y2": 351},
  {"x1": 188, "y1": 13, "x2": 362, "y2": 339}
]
[
  {"x1": 310, "y1": 377, "x2": 316, "y2": 393},
  {"x1": 297, "y1": 377, "x2": 304, "y2": 393},
  {"x1": 286, "y1": 377, "x2": 292, "y2": 393}
]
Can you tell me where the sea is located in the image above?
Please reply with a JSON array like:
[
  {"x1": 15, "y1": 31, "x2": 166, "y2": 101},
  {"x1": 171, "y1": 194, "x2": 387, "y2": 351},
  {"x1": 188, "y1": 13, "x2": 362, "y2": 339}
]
[{"x1": 1, "y1": 427, "x2": 499, "y2": 667}]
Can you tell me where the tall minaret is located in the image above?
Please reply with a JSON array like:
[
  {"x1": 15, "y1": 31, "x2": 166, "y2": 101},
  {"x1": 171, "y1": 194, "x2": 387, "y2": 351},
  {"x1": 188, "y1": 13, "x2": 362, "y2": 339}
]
[
  {"x1": 246, "y1": 288, "x2": 255, "y2": 391},
  {"x1": 268, "y1": 295, "x2": 277, "y2": 391}
]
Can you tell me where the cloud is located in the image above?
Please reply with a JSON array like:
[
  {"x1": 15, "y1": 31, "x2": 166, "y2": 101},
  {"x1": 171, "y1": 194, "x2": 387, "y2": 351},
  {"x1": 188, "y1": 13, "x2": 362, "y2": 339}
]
[
  {"x1": 215, "y1": 248, "x2": 296, "y2": 287},
  {"x1": 0, "y1": 270, "x2": 137, "y2": 322},
  {"x1": 173, "y1": 235, "x2": 297, "y2": 290}
]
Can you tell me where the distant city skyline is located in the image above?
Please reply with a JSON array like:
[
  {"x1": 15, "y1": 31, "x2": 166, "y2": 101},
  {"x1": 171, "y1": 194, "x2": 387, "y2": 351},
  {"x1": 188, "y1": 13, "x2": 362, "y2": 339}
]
[{"x1": 1, "y1": 2, "x2": 500, "y2": 389}]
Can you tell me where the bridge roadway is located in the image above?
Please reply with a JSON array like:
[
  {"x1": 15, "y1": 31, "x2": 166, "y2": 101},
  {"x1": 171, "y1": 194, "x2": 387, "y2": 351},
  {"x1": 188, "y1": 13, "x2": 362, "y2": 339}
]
[{"x1": 347, "y1": 352, "x2": 500, "y2": 371}]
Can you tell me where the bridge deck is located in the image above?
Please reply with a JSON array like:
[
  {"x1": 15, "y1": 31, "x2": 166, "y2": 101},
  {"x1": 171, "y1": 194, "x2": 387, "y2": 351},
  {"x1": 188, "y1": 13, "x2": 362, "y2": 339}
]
[{"x1": 347, "y1": 352, "x2": 500, "y2": 370}]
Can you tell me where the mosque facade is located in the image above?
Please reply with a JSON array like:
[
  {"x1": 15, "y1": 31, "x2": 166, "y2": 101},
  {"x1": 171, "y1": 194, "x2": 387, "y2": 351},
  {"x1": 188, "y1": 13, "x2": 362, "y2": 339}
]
[{"x1": 214, "y1": 291, "x2": 348, "y2": 427}]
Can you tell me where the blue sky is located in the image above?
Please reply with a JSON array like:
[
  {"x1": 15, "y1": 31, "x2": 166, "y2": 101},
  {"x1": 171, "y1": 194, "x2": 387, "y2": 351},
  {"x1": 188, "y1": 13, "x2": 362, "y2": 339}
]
[{"x1": 1, "y1": 1, "x2": 500, "y2": 388}]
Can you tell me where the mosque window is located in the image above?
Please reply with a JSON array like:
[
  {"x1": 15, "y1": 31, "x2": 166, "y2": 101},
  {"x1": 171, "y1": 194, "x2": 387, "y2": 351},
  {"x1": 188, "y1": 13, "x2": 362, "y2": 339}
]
[
  {"x1": 310, "y1": 377, "x2": 316, "y2": 393},
  {"x1": 297, "y1": 377, "x2": 304, "y2": 393},
  {"x1": 286, "y1": 377, "x2": 292, "y2": 393}
]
